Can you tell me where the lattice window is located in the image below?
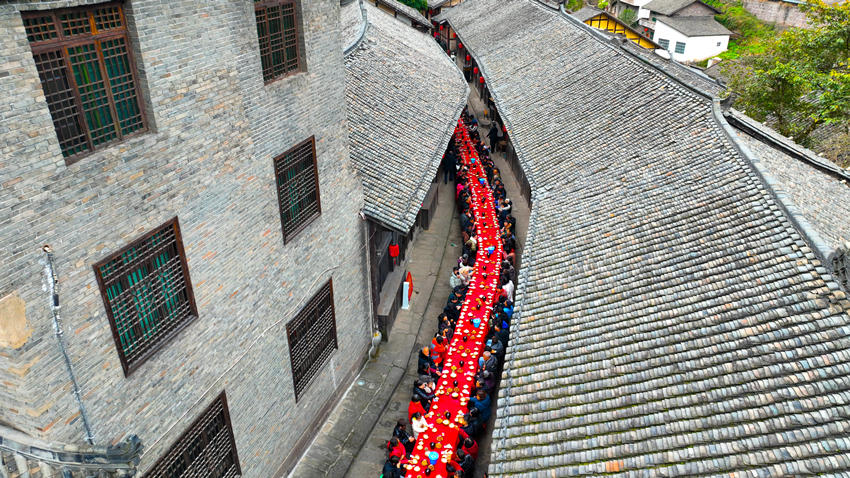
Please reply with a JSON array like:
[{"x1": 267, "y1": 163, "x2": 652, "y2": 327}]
[
  {"x1": 287, "y1": 280, "x2": 337, "y2": 401},
  {"x1": 144, "y1": 392, "x2": 241, "y2": 478},
  {"x1": 254, "y1": 0, "x2": 302, "y2": 82},
  {"x1": 22, "y1": 3, "x2": 146, "y2": 161},
  {"x1": 675, "y1": 41, "x2": 686, "y2": 54},
  {"x1": 658, "y1": 38, "x2": 670, "y2": 49},
  {"x1": 94, "y1": 218, "x2": 197, "y2": 376},
  {"x1": 273, "y1": 137, "x2": 321, "y2": 243}
]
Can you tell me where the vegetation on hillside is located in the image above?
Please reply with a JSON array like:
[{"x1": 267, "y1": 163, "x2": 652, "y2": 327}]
[
  {"x1": 398, "y1": 0, "x2": 428, "y2": 10},
  {"x1": 725, "y1": 0, "x2": 849, "y2": 153}
]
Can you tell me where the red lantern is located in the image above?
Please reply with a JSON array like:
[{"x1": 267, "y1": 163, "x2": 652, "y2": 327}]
[
  {"x1": 439, "y1": 25, "x2": 444, "y2": 30},
  {"x1": 452, "y1": 32, "x2": 456, "y2": 38},
  {"x1": 466, "y1": 54, "x2": 471, "y2": 62},
  {"x1": 458, "y1": 43, "x2": 463, "y2": 49},
  {"x1": 389, "y1": 244, "x2": 400, "y2": 258},
  {"x1": 473, "y1": 67, "x2": 479, "y2": 74},
  {"x1": 479, "y1": 77, "x2": 485, "y2": 84}
]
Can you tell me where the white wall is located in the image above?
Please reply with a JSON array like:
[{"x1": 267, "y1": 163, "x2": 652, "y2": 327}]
[{"x1": 653, "y1": 21, "x2": 728, "y2": 62}]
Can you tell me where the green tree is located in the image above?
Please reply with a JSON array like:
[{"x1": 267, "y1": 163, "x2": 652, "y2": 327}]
[
  {"x1": 619, "y1": 8, "x2": 638, "y2": 26},
  {"x1": 727, "y1": 0, "x2": 850, "y2": 144},
  {"x1": 397, "y1": 0, "x2": 428, "y2": 10}
]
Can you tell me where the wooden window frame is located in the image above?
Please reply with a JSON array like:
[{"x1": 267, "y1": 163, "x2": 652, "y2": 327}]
[
  {"x1": 144, "y1": 391, "x2": 241, "y2": 478},
  {"x1": 273, "y1": 136, "x2": 322, "y2": 244},
  {"x1": 286, "y1": 279, "x2": 338, "y2": 402},
  {"x1": 254, "y1": 0, "x2": 303, "y2": 84},
  {"x1": 22, "y1": 2, "x2": 147, "y2": 164},
  {"x1": 93, "y1": 217, "x2": 198, "y2": 377}
]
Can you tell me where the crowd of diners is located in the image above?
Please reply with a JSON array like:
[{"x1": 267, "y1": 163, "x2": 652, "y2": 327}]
[{"x1": 381, "y1": 108, "x2": 520, "y2": 478}]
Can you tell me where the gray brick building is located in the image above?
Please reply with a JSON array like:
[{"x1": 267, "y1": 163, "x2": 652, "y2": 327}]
[{"x1": 0, "y1": 0, "x2": 377, "y2": 476}]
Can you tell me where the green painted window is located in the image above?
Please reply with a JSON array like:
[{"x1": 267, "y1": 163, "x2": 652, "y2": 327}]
[
  {"x1": 255, "y1": 0, "x2": 302, "y2": 82},
  {"x1": 23, "y1": 3, "x2": 146, "y2": 161},
  {"x1": 94, "y1": 218, "x2": 197, "y2": 376},
  {"x1": 675, "y1": 41, "x2": 686, "y2": 54},
  {"x1": 659, "y1": 38, "x2": 670, "y2": 49},
  {"x1": 273, "y1": 137, "x2": 322, "y2": 243}
]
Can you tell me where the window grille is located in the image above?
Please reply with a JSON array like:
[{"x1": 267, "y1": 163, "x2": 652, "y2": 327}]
[
  {"x1": 23, "y1": 3, "x2": 146, "y2": 161},
  {"x1": 273, "y1": 137, "x2": 321, "y2": 243},
  {"x1": 658, "y1": 38, "x2": 670, "y2": 49},
  {"x1": 144, "y1": 392, "x2": 241, "y2": 478},
  {"x1": 675, "y1": 41, "x2": 686, "y2": 54},
  {"x1": 93, "y1": 218, "x2": 197, "y2": 376},
  {"x1": 254, "y1": 0, "x2": 302, "y2": 82},
  {"x1": 287, "y1": 280, "x2": 337, "y2": 401}
]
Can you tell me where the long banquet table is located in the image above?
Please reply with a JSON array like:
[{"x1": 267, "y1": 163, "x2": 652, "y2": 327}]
[{"x1": 404, "y1": 119, "x2": 503, "y2": 477}]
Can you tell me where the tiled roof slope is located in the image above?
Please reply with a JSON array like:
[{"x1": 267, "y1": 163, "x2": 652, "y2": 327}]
[
  {"x1": 344, "y1": 2, "x2": 468, "y2": 232},
  {"x1": 644, "y1": 0, "x2": 718, "y2": 15},
  {"x1": 445, "y1": 1, "x2": 850, "y2": 476},
  {"x1": 727, "y1": 112, "x2": 850, "y2": 250},
  {"x1": 377, "y1": 0, "x2": 432, "y2": 28}
]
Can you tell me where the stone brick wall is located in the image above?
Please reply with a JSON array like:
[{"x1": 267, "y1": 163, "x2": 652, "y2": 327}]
[
  {"x1": 0, "y1": 1, "x2": 371, "y2": 476},
  {"x1": 741, "y1": 0, "x2": 809, "y2": 27}
]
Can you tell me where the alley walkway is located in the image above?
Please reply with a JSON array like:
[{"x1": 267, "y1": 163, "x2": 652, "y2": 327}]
[
  {"x1": 289, "y1": 179, "x2": 458, "y2": 477},
  {"x1": 290, "y1": 96, "x2": 530, "y2": 478}
]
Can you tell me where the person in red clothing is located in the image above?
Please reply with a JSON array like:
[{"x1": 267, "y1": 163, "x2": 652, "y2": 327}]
[
  {"x1": 462, "y1": 437, "x2": 479, "y2": 461},
  {"x1": 386, "y1": 437, "x2": 406, "y2": 460},
  {"x1": 431, "y1": 335, "x2": 447, "y2": 368},
  {"x1": 408, "y1": 395, "x2": 426, "y2": 423}
]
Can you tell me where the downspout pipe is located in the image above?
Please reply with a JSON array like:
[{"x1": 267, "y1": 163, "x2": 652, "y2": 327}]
[{"x1": 42, "y1": 245, "x2": 95, "y2": 445}]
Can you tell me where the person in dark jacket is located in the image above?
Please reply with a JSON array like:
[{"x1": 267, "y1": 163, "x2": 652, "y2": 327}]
[
  {"x1": 488, "y1": 123, "x2": 499, "y2": 150},
  {"x1": 442, "y1": 149, "x2": 457, "y2": 184},
  {"x1": 417, "y1": 347, "x2": 438, "y2": 377},
  {"x1": 469, "y1": 388, "x2": 492, "y2": 423},
  {"x1": 456, "y1": 449, "x2": 475, "y2": 477},
  {"x1": 393, "y1": 419, "x2": 415, "y2": 455},
  {"x1": 381, "y1": 455, "x2": 403, "y2": 478}
]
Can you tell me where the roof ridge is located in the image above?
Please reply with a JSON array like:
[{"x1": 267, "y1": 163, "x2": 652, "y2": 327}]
[
  {"x1": 343, "y1": 0, "x2": 369, "y2": 57},
  {"x1": 725, "y1": 108, "x2": 850, "y2": 183}
]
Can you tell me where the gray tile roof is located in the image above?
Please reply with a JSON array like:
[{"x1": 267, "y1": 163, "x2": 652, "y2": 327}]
[
  {"x1": 620, "y1": 40, "x2": 725, "y2": 96},
  {"x1": 727, "y1": 110, "x2": 850, "y2": 250},
  {"x1": 375, "y1": 0, "x2": 432, "y2": 28},
  {"x1": 656, "y1": 14, "x2": 732, "y2": 36},
  {"x1": 428, "y1": 0, "x2": 452, "y2": 8},
  {"x1": 572, "y1": 5, "x2": 603, "y2": 22},
  {"x1": 644, "y1": 0, "x2": 718, "y2": 15},
  {"x1": 344, "y1": 2, "x2": 468, "y2": 232},
  {"x1": 444, "y1": 0, "x2": 850, "y2": 476}
]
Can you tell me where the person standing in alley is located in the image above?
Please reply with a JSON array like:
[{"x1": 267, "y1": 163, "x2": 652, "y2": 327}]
[{"x1": 442, "y1": 147, "x2": 457, "y2": 184}]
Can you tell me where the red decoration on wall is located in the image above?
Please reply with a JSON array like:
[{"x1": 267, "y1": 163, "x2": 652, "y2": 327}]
[
  {"x1": 439, "y1": 25, "x2": 444, "y2": 30},
  {"x1": 458, "y1": 43, "x2": 463, "y2": 49},
  {"x1": 479, "y1": 77, "x2": 485, "y2": 84},
  {"x1": 466, "y1": 54, "x2": 471, "y2": 61},
  {"x1": 389, "y1": 244, "x2": 399, "y2": 258},
  {"x1": 473, "y1": 67, "x2": 479, "y2": 74},
  {"x1": 452, "y1": 32, "x2": 456, "y2": 38}
]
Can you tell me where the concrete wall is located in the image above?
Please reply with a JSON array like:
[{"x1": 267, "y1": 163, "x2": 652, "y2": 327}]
[
  {"x1": 741, "y1": 0, "x2": 809, "y2": 27},
  {"x1": 0, "y1": 0, "x2": 371, "y2": 476},
  {"x1": 654, "y1": 21, "x2": 728, "y2": 62}
]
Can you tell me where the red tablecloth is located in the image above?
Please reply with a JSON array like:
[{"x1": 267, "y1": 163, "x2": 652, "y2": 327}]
[{"x1": 405, "y1": 120, "x2": 503, "y2": 477}]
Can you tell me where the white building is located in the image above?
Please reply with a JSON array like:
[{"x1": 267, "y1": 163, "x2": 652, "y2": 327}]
[{"x1": 653, "y1": 15, "x2": 731, "y2": 62}]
